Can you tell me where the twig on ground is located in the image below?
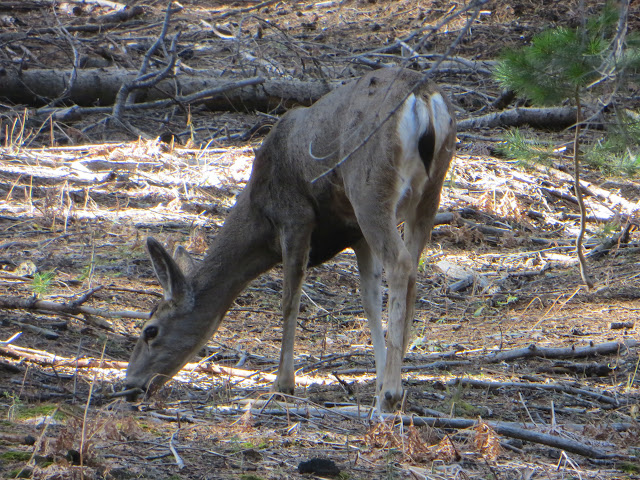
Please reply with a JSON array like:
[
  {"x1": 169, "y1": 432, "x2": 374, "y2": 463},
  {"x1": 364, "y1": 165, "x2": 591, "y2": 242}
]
[
  {"x1": 335, "y1": 360, "x2": 470, "y2": 376},
  {"x1": 0, "y1": 294, "x2": 149, "y2": 320},
  {"x1": 168, "y1": 428, "x2": 186, "y2": 469},
  {"x1": 456, "y1": 106, "x2": 579, "y2": 131},
  {"x1": 446, "y1": 378, "x2": 621, "y2": 406},
  {"x1": 335, "y1": 340, "x2": 637, "y2": 376},
  {"x1": 93, "y1": 5, "x2": 144, "y2": 24},
  {"x1": 588, "y1": 223, "x2": 633, "y2": 259},
  {"x1": 149, "y1": 411, "x2": 197, "y2": 423},
  {"x1": 1, "y1": 343, "x2": 128, "y2": 369},
  {"x1": 80, "y1": 341, "x2": 106, "y2": 472},
  {"x1": 212, "y1": 0, "x2": 280, "y2": 20},
  {"x1": 542, "y1": 360, "x2": 616, "y2": 376},
  {"x1": 231, "y1": 404, "x2": 632, "y2": 460},
  {"x1": 0, "y1": 332, "x2": 22, "y2": 346},
  {"x1": 70, "y1": 286, "x2": 105, "y2": 307},
  {"x1": 8, "y1": 320, "x2": 58, "y2": 340}
]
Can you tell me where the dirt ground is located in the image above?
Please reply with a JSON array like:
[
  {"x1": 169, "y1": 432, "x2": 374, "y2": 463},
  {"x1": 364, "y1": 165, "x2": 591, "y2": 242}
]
[{"x1": 0, "y1": 1, "x2": 639, "y2": 479}]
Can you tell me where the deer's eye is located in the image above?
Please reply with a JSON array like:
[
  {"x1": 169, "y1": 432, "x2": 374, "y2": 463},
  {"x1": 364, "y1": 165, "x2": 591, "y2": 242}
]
[{"x1": 143, "y1": 325, "x2": 159, "y2": 342}]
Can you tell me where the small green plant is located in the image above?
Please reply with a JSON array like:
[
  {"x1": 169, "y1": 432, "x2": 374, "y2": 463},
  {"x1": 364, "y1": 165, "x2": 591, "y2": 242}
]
[
  {"x1": 0, "y1": 451, "x2": 32, "y2": 462},
  {"x1": 4, "y1": 391, "x2": 23, "y2": 421},
  {"x1": 594, "y1": 221, "x2": 620, "y2": 239},
  {"x1": 625, "y1": 354, "x2": 640, "y2": 396},
  {"x1": 619, "y1": 461, "x2": 640, "y2": 473},
  {"x1": 14, "y1": 403, "x2": 62, "y2": 422},
  {"x1": 496, "y1": 129, "x2": 556, "y2": 166},
  {"x1": 495, "y1": 295, "x2": 518, "y2": 307},
  {"x1": 586, "y1": 142, "x2": 640, "y2": 176},
  {"x1": 8, "y1": 467, "x2": 32, "y2": 479},
  {"x1": 585, "y1": 110, "x2": 640, "y2": 175},
  {"x1": 495, "y1": 27, "x2": 601, "y2": 105},
  {"x1": 30, "y1": 270, "x2": 56, "y2": 297},
  {"x1": 229, "y1": 436, "x2": 269, "y2": 453}
]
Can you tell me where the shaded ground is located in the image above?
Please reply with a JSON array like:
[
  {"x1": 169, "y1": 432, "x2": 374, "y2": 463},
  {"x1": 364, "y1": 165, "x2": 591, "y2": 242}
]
[{"x1": 0, "y1": 1, "x2": 639, "y2": 479}]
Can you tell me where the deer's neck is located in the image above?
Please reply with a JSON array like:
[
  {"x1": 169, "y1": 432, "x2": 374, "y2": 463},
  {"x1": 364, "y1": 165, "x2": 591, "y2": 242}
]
[{"x1": 190, "y1": 195, "x2": 279, "y2": 315}]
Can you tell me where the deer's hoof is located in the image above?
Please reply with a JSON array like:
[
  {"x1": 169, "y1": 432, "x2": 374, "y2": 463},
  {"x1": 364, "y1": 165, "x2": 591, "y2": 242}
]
[{"x1": 379, "y1": 388, "x2": 403, "y2": 412}]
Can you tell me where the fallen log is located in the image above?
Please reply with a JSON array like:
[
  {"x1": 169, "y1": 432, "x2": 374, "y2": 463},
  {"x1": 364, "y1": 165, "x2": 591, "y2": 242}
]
[
  {"x1": 484, "y1": 340, "x2": 638, "y2": 363},
  {"x1": 0, "y1": 68, "x2": 338, "y2": 112},
  {"x1": 456, "y1": 107, "x2": 577, "y2": 130}
]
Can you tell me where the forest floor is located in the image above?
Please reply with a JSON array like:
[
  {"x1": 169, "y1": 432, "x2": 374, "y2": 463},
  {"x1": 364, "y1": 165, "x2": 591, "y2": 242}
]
[{"x1": 0, "y1": 1, "x2": 639, "y2": 479}]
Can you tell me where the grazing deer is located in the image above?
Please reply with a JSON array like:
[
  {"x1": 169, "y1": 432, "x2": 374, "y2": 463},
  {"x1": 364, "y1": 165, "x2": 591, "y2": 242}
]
[{"x1": 125, "y1": 67, "x2": 456, "y2": 412}]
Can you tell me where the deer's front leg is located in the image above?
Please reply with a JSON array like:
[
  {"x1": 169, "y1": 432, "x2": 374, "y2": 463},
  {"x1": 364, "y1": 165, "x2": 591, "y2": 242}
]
[
  {"x1": 353, "y1": 239, "x2": 385, "y2": 393},
  {"x1": 273, "y1": 227, "x2": 311, "y2": 395}
]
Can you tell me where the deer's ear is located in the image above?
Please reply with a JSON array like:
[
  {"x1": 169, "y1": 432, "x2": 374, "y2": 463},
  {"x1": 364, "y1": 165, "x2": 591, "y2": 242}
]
[
  {"x1": 147, "y1": 237, "x2": 188, "y2": 302},
  {"x1": 173, "y1": 245, "x2": 198, "y2": 276}
]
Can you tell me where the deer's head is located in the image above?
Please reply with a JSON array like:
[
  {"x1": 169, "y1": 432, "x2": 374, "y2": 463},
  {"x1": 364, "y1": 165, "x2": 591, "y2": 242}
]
[{"x1": 124, "y1": 237, "x2": 205, "y2": 400}]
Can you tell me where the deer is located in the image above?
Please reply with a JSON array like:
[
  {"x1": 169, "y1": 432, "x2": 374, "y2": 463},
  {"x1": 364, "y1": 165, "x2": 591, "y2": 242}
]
[{"x1": 124, "y1": 67, "x2": 456, "y2": 412}]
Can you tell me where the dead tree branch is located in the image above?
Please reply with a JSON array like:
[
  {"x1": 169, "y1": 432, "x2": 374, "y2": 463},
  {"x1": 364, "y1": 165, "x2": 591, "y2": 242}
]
[
  {"x1": 112, "y1": 3, "x2": 182, "y2": 120},
  {"x1": 484, "y1": 340, "x2": 637, "y2": 363},
  {"x1": 240, "y1": 406, "x2": 630, "y2": 460},
  {"x1": 0, "y1": 295, "x2": 149, "y2": 320},
  {"x1": 447, "y1": 378, "x2": 621, "y2": 406}
]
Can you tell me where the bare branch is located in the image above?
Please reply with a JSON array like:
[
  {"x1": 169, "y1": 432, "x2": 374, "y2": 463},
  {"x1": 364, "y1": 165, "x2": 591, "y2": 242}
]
[{"x1": 112, "y1": 2, "x2": 182, "y2": 120}]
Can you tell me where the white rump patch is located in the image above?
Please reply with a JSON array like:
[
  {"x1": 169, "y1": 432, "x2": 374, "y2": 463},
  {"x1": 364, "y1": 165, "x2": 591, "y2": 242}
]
[
  {"x1": 396, "y1": 93, "x2": 431, "y2": 157},
  {"x1": 395, "y1": 93, "x2": 431, "y2": 204},
  {"x1": 429, "y1": 92, "x2": 452, "y2": 156}
]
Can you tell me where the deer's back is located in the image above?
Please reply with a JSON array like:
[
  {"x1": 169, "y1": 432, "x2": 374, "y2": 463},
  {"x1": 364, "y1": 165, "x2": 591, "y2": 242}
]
[{"x1": 246, "y1": 67, "x2": 454, "y2": 265}]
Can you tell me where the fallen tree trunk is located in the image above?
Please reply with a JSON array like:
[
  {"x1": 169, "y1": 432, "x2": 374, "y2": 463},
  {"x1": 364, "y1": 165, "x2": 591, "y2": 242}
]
[
  {"x1": 456, "y1": 106, "x2": 578, "y2": 130},
  {"x1": 1, "y1": 67, "x2": 589, "y2": 131},
  {"x1": 0, "y1": 68, "x2": 338, "y2": 112}
]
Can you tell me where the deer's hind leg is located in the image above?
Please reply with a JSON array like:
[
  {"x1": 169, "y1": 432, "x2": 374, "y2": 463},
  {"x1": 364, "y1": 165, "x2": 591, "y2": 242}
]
[
  {"x1": 350, "y1": 196, "x2": 415, "y2": 412},
  {"x1": 400, "y1": 199, "x2": 439, "y2": 352}
]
